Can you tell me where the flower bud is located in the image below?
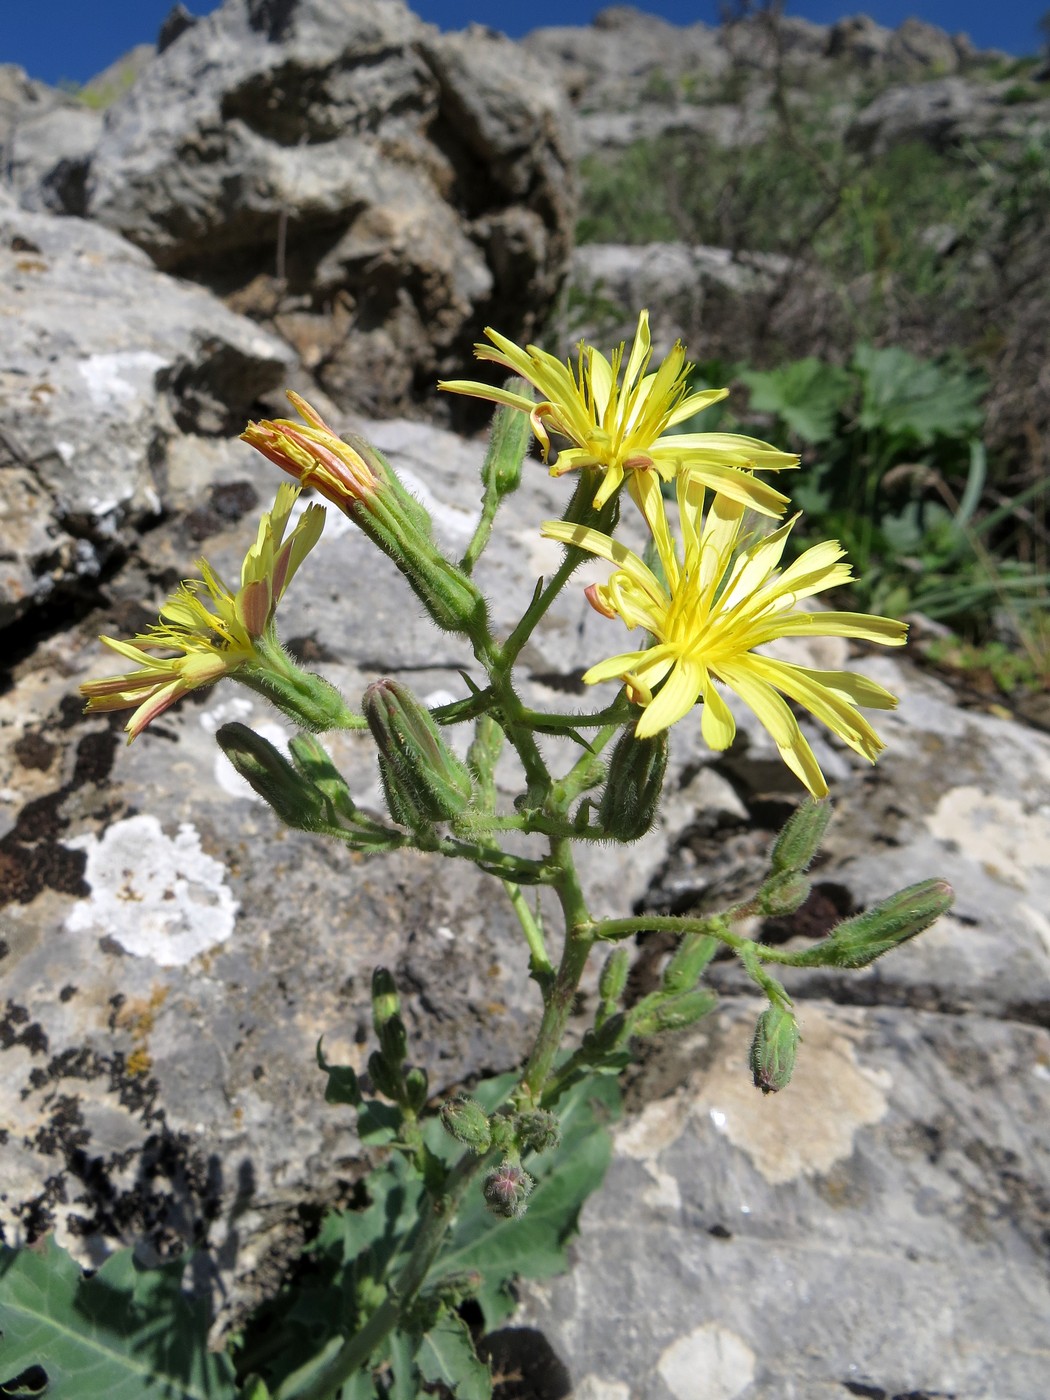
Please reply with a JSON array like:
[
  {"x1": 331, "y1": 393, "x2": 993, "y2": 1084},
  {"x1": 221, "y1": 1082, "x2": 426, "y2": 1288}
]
[
  {"x1": 769, "y1": 798, "x2": 832, "y2": 875},
  {"x1": 597, "y1": 729, "x2": 668, "y2": 842},
  {"x1": 514, "y1": 1109, "x2": 560, "y2": 1154},
  {"x1": 367, "y1": 1050, "x2": 403, "y2": 1102},
  {"x1": 749, "y1": 1005, "x2": 799, "y2": 1094},
  {"x1": 289, "y1": 733, "x2": 359, "y2": 823},
  {"x1": 404, "y1": 1066, "x2": 429, "y2": 1115},
  {"x1": 756, "y1": 870, "x2": 812, "y2": 918},
  {"x1": 482, "y1": 396, "x2": 532, "y2": 499},
  {"x1": 483, "y1": 1161, "x2": 533, "y2": 1219},
  {"x1": 216, "y1": 723, "x2": 328, "y2": 830},
  {"x1": 598, "y1": 947, "x2": 631, "y2": 1005},
  {"x1": 662, "y1": 934, "x2": 717, "y2": 994},
  {"x1": 631, "y1": 987, "x2": 718, "y2": 1038},
  {"x1": 371, "y1": 967, "x2": 402, "y2": 1030},
  {"x1": 364, "y1": 679, "x2": 473, "y2": 829},
  {"x1": 582, "y1": 1010, "x2": 628, "y2": 1056},
  {"x1": 440, "y1": 1097, "x2": 493, "y2": 1153},
  {"x1": 815, "y1": 879, "x2": 954, "y2": 968}
]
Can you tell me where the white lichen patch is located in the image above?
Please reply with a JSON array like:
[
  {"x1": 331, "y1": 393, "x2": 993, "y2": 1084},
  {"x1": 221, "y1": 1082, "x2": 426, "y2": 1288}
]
[
  {"x1": 657, "y1": 1322, "x2": 756, "y2": 1400},
  {"x1": 927, "y1": 786, "x2": 1050, "y2": 893},
  {"x1": 694, "y1": 1007, "x2": 889, "y2": 1185},
  {"x1": 64, "y1": 814, "x2": 238, "y2": 966},
  {"x1": 76, "y1": 350, "x2": 167, "y2": 408}
]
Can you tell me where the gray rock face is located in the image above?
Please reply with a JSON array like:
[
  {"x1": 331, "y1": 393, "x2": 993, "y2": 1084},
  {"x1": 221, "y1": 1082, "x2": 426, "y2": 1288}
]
[
  {"x1": 565, "y1": 241, "x2": 788, "y2": 357},
  {"x1": 0, "y1": 192, "x2": 293, "y2": 629},
  {"x1": 515, "y1": 655, "x2": 1050, "y2": 1397},
  {"x1": 31, "y1": 0, "x2": 575, "y2": 418},
  {"x1": 848, "y1": 77, "x2": 1024, "y2": 155}
]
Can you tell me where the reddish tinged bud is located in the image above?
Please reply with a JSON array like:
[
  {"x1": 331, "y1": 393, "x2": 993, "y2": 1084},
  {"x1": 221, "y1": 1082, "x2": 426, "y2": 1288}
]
[{"x1": 483, "y1": 1161, "x2": 534, "y2": 1219}]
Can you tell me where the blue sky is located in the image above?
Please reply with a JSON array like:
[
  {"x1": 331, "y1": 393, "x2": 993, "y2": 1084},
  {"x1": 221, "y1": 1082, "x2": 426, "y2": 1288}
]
[{"x1": 6, "y1": 1, "x2": 1043, "y2": 87}]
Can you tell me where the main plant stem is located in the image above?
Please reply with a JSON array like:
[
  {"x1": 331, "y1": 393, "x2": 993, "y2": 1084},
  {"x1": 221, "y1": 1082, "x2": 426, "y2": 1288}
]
[{"x1": 286, "y1": 1148, "x2": 492, "y2": 1400}]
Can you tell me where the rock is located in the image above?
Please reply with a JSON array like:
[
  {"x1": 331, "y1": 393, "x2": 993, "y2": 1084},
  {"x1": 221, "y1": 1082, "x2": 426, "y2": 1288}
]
[
  {"x1": 0, "y1": 195, "x2": 293, "y2": 630},
  {"x1": 563, "y1": 241, "x2": 790, "y2": 361},
  {"x1": 848, "y1": 77, "x2": 1018, "y2": 155},
  {"x1": 37, "y1": 0, "x2": 574, "y2": 418},
  {"x1": 520, "y1": 1001, "x2": 1050, "y2": 1398},
  {"x1": 0, "y1": 65, "x2": 103, "y2": 215}
]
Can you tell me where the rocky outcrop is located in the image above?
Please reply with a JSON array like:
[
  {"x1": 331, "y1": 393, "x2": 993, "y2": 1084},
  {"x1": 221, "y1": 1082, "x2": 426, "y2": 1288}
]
[
  {"x1": 15, "y1": 0, "x2": 575, "y2": 419},
  {"x1": 0, "y1": 189, "x2": 293, "y2": 631}
]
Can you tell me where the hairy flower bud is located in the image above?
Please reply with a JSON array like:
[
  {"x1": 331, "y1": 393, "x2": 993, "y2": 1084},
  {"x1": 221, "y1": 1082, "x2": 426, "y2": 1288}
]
[
  {"x1": 631, "y1": 987, "x2": 718, "y2": 1038},
  {"x1": 661, "y1": 934, "x2": 717, "y2": 994},
  {"x1": 750, "y1": 1005, "x2": 799, "y2": 1094},
  {"x1": 440, "y1": 1097, "x2": 493, "y2": 1153},
  {"x1": 769, "y1": 798, "x2": 833, "y2": 875},
  {"x1": 598, "y1": 947, "x2": 631, "y2": 1005},
  {"x1": 756, "y1": 870, "x2": 812, "y2": 918},
  {"x1": 514, "y1": 1109, "x2": 561, "y2": 1154},
  {"x1": 404, "y1": 1066, "x2": 429, "y2": 1115},
  {"x1": 483, "y1": 1161, "x2": 533, "y2": 1219},
  {"x1": 367, "y1": 1050, "x2": 403, "y2": 1102},
  {"x1": 482, "y1": 395, "x2": 532, "y2": 499},
  {"x1": 364, "y1": 679, "x2": 473, "y2": 829},
  {"x1": 783, "y1": 879, "x2": 955, "y2": 970},
  {"x1": 597, "y1": 729, "x2": 668, "y2": 842},
  {"x1": 810, "y1": 879, "x2": 954, "y2": 968},
  {"x1": 216, "y1": 723, "x2": 328, "y2": 831}
]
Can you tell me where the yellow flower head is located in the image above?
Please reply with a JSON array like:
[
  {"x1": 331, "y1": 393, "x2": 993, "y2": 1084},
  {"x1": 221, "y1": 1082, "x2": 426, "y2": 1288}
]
[
  {"x1": 81, "y1": 484, "x2": 324, "y2": 740},
  {"x1": 440, "y1": 310, "x2": 798, "y2": 515},
  {"x1": 542, "y1": 472, "x2": 908, "y2": 798}
]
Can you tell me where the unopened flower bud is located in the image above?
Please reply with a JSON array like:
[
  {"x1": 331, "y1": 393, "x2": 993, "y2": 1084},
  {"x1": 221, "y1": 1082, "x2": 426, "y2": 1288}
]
[
  {"x1": 483, "y1": 1161, "x2": 533, "y2": 1219},
  {"x1": 371, "y1": 967, "x2": 401, "y2": 1030},
  {"x1": 632, "y1": 987, "x2": 718, "y2": 1038},
  {"x1": 514, "y1": 1109, "x2": 560, "y2": 1154},
  {"x1": 820, "y1": 879, "x2": 954, "y2": 968},
  {"x1": 367, "y1": 1050, "x2": 403, "y2": 1102},
  {"x1": 769, "y1": 798, "x2": 832, "y2": 875},
  {"x1": 750, "y1": 1004, "x2": 799, "y2": 1093},
  {"x1": 216, "y1": 723, "x2": 328, "y2": 830},
  {"x1": 404, "y1": 1066, "x2": 429, "y2": 1115},
  {"x1": 364, "y1": 679, "x2": 473, "y2": 829},
  {"x1": 482, "y1": 396, "x2": 531, "y2": 498},
  {"x1": 440, "y1": 1097, "x2": 492, "y2": 1153},
  {"x1": 598, "y1": 947, "x2": 631, "y2": 1005},
  {"x1": 662, "y1": 934, "x2": 717, "y2": 994},
  {"x1": 289, "y1": 733, "x2": 358, "y2": 823},
  {"x1": 583, "y1": 1010, "x2": 628, "y2": 1056},
  {"x1": 597, "y1": 729, "x2": 668, "y2": 842},
  {"x1": 756, "y1": 870, "x2": 812, "y2": 918}
]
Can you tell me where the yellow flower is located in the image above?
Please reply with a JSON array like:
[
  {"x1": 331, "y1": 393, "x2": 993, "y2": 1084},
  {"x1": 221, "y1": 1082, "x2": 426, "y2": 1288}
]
[
  {"x1": 439, "y1": 310, "x2": 798, "y2": 515},
  {"x1": 241, "y1": 393, "x2": 382, "y2": 511},
  {"x1": 542, "y1": 472, "x2": 907, "y2": 798},
  {"x1": 81, "y1": 484, "x2": 324, "y2": 740}
]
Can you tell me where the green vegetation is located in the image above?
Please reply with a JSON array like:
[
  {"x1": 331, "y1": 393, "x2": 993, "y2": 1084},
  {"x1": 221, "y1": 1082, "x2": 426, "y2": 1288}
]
[{"x1": 576, "y1": 76, "x2": 1050, "y2": 695}]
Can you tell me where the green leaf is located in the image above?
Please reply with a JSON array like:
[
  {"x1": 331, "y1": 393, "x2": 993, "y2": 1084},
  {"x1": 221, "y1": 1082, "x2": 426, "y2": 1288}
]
[
  {"x1": 416, "y1": 1315, "x2": 491, "y2": 1400},
  {"x1": 0, "y1": 1238, "x2": 238, "y2": 1400},
  {"x1": 741, "y1": 359, "x2": 853, "y2": 443},
  {"x1": 852, "y1": 344, "x2": 984, "y2": 446}
]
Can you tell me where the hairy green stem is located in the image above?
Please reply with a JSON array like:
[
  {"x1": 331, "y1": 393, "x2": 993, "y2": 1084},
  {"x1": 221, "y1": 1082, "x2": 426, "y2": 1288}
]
[
  {"x1": 518, "y1": 837, "x2": 595, "y2": 1102},
  {"x1": 503, "y1": 880, "x2": 555, "y2": 981}
]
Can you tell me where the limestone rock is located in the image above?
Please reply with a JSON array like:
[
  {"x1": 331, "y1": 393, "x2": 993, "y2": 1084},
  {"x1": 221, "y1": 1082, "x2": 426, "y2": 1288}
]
[
  {"x1": 0, "y1": 194, "x2": 293, "y2": 630},
  {"x1": 36, "y1": 0, "x2": 575, "y2": 418}
]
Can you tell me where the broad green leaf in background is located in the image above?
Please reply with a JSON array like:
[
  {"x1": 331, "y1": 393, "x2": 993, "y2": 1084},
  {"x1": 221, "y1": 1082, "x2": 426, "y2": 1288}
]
[
  {"x1": 416, "y1": 1314, "x2": 491, "y2": 1400},
  {"x1": 853, "y1": 344, "x2": 984, "y2": 446},
  {"x1": 740, "y1": 359, "x2": 854, "y2": 444},
  {"x1": 0, "y1": 1238, "x2": 238, "y2": 1400}
]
